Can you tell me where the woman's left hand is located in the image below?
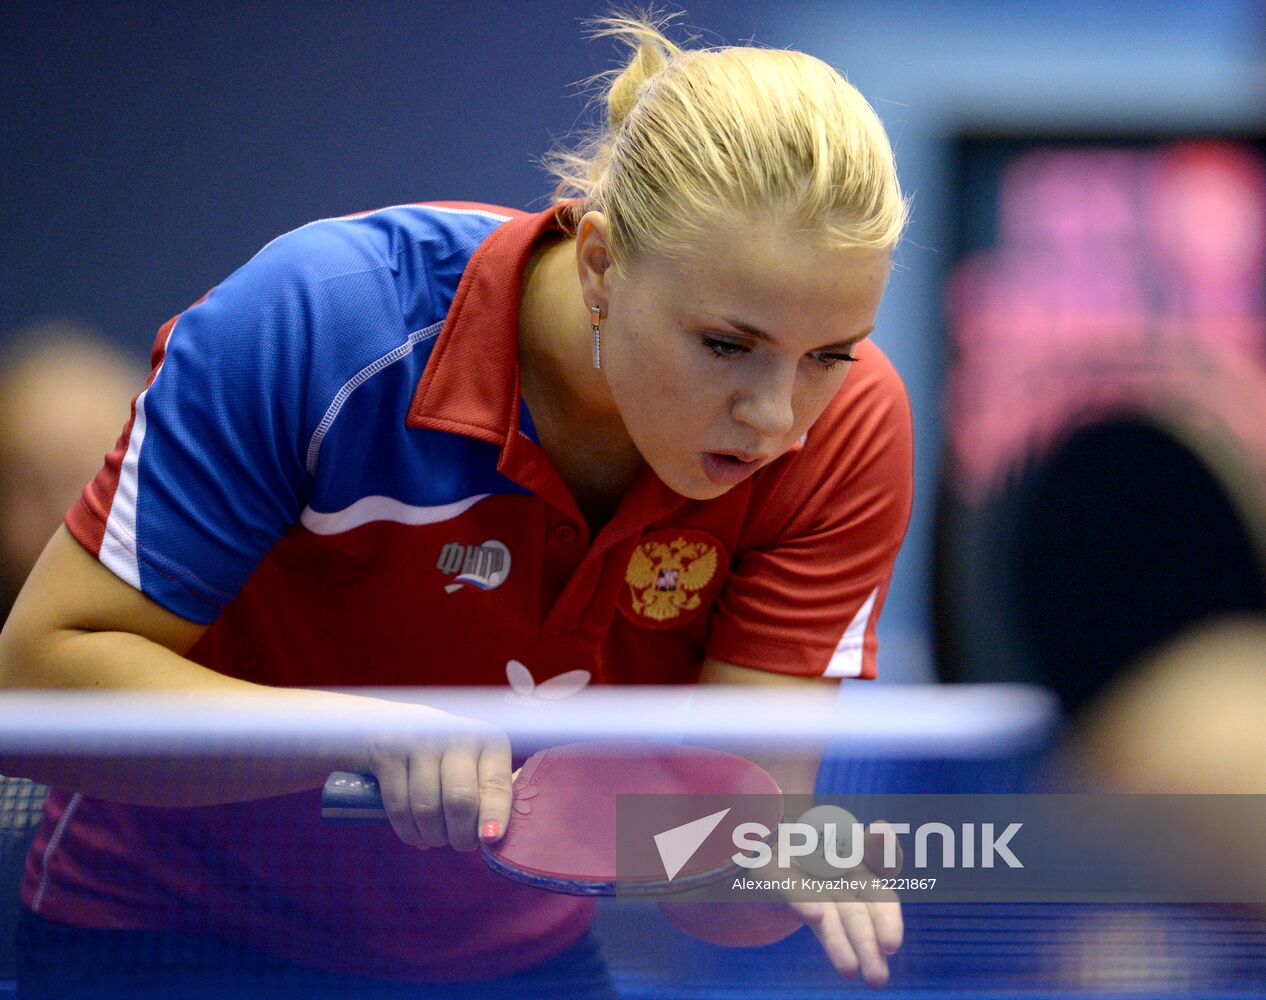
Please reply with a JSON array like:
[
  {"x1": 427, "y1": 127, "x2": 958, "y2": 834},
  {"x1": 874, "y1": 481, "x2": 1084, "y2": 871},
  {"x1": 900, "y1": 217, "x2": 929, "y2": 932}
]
[
  {"x1": 784, "y1": 813, "x2": 904, "y2": 986},
  {"x1": 783, "y1": 888, "x2": 903, "y2": 989},
  {"x1": 659, "y1": 815, "x2": 904, "y2": 989}
]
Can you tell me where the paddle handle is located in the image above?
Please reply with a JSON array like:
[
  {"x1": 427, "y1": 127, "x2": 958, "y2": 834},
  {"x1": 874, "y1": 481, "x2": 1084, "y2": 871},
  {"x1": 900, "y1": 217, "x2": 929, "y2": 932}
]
[
  {"x1": 321, "y1": 772, "x2": 386, "y2": 822},
  {"x1": 320, "y1": 769, "x2": 522, "y2": 823}
]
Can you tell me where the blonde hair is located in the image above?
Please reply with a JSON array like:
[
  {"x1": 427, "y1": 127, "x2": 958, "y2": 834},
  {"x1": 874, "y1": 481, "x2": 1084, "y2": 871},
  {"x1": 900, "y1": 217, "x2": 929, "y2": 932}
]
[{"x1": 545, "y1": 12, "x2": 908, "y2": 266}]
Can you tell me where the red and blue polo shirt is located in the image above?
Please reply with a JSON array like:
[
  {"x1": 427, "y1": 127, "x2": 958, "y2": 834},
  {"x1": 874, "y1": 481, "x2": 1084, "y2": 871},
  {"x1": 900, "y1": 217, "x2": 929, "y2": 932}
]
[{"x1": 24, "y1": 202, "x2": 913, "y2": 980}]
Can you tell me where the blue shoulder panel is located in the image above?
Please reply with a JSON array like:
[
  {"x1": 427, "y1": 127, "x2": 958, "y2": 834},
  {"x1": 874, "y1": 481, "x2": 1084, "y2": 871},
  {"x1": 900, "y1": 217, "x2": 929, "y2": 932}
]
[{"x1": 128, "y1": 205, "x2": 515, "y2": 622}]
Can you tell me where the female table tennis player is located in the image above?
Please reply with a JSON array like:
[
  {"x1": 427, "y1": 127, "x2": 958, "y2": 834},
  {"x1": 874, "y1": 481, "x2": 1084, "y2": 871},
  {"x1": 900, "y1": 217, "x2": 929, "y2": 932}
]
[{"x1": 0, "y1": 12, "x2": 912, "y2": 997}]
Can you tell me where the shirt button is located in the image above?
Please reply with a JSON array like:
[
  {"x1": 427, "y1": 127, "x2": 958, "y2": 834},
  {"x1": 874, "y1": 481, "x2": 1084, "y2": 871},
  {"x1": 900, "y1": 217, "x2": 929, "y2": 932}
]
[{"x1": 554, "y1": 522, "x2": 579, "y2": 545}]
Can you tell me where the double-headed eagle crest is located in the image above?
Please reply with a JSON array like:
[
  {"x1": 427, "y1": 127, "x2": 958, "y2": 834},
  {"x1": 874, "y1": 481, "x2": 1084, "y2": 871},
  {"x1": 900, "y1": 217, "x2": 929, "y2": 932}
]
[{"x1": 625, "y1": 536, "x2": 718, "y2": 622}]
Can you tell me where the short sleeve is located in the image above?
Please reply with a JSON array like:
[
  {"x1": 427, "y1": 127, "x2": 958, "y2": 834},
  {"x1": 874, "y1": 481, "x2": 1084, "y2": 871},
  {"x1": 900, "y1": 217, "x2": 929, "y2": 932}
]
[
  {"x1": 704, "y1": 342, "x2": 914, "y2": 679},
  {"x1": 67, "y1": 220, "x2": 401, "y2": 623}
]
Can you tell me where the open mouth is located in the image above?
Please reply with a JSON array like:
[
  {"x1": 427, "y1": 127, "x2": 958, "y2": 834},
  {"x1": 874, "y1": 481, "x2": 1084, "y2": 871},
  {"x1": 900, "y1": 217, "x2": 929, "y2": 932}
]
[{"x1": 700, "y1": 452, "x2": 764, "y2": 486}]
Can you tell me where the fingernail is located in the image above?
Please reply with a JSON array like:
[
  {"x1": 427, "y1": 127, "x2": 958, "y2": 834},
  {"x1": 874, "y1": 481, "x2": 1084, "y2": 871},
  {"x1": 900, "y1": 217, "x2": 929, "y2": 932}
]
[{"x1": 481, "y1": 820, "x2": 501, "y2": 841}]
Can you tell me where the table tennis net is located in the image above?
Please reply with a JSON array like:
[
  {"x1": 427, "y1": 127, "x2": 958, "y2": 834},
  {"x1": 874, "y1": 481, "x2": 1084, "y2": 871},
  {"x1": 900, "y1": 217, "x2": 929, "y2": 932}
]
[{"x1": 0, "y1": 687, "x2": 1264, "y2": 997}]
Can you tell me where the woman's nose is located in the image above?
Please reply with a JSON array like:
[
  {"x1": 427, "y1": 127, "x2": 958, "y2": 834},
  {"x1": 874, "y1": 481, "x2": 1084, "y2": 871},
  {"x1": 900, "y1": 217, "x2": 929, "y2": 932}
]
[{"x1": 729, "y1": 366, "x2": 797, "y2": 439}]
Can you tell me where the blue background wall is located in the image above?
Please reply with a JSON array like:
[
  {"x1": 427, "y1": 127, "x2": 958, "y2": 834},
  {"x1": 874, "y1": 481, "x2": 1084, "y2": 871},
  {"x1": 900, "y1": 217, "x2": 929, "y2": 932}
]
[{"x1": 3, "y1": 1, "x2": 1263, "y2": 681}]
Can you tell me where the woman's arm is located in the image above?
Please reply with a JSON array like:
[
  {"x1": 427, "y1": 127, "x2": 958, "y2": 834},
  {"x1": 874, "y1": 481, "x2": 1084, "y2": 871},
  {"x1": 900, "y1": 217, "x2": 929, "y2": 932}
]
[
  {"x1": 696, "y1": 657, "x2": 830, "y2": 793},
  {"x1": 0, "y1": 527, "x2": 511, "y2": 851},
  {"x1": 693, "y1": 657, "x2": 901, "y2": 989},
  {"x1": 0, "y1": 527, "x2": 392, "y2": 802}
]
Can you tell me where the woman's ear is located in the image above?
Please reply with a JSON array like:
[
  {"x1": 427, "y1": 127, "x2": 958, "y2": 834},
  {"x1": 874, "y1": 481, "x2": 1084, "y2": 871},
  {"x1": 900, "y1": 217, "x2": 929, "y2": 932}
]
[{"x1": 575, "y1": 210, "x2": 613, "y2": 314}]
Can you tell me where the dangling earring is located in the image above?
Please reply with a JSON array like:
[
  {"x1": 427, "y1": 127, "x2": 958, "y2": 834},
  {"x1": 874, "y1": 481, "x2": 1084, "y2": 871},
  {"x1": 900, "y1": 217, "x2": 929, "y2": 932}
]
[{"x1": 590, "y1": 305, "x2": 602, "y2": 369}]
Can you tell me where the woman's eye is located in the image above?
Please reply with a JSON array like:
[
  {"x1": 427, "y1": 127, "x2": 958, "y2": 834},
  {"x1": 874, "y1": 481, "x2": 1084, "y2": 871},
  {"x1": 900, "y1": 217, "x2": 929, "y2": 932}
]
[
  {"x1": 702, "y1": 336, "x2": 749, "y2": 359},
  {"x1": 812, "y1": 352, "x2": 859, "y2": 371}
]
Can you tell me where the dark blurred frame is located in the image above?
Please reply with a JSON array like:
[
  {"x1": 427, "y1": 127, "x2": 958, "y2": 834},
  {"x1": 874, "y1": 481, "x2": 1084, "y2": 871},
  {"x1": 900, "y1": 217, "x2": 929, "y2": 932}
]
[{"x1": 933, "y1": 129, "x2": 1266, "y2": 715}]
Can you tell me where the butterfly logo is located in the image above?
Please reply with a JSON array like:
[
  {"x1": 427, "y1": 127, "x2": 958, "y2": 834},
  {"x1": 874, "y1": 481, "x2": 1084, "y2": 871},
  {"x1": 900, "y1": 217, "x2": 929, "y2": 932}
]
[{"x1": 504, "y1": 659, "x2": 591, "y2": 704}]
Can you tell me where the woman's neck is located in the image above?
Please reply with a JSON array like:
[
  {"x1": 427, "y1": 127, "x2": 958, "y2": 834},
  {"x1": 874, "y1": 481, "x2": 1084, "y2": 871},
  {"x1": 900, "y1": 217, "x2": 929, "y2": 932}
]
[{"x1": 518, "y1": 237, "x2": 644, "y2": 523}]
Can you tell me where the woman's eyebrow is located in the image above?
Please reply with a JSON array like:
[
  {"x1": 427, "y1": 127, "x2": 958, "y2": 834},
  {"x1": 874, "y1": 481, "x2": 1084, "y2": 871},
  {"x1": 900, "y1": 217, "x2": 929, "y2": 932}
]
[{"x1": 718, "y1": 316, "x2": 874, "y2": 351}]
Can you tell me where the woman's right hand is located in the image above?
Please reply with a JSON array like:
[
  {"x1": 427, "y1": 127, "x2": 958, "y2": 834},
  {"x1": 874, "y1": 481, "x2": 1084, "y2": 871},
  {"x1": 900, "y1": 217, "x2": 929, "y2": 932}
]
[{"x1": 360, "y1": 714, "x2": 513, "y2": 853}]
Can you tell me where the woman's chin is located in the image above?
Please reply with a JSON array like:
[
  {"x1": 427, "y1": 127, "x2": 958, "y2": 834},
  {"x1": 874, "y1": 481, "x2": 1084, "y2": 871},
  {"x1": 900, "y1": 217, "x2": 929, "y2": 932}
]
[
  {"x1": 663, "y1": 474, "x2": 733, "y2": 502},
  {"x1": 645, "y1": 453, "x2": 740, "y2": 501}
]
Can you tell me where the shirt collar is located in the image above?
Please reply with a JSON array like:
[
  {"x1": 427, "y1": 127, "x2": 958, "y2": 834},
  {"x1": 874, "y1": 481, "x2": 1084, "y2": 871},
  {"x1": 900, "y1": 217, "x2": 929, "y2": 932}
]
[{"x1": 406, "y1": 204, "x2": 559, "y2": 447}]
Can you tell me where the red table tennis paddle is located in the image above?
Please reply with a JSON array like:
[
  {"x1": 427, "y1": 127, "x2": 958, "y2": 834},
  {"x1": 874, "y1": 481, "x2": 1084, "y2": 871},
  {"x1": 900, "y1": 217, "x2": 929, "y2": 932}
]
[{"x1": 322, "y1": 740, "x2": 782, "y2": 896}]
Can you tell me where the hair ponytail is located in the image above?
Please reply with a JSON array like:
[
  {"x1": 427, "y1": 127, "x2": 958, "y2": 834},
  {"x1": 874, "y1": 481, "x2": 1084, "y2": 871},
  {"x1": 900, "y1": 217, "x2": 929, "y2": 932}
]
[{"x1": 601, "y1": 15, "x2": 676, "y2": 131}]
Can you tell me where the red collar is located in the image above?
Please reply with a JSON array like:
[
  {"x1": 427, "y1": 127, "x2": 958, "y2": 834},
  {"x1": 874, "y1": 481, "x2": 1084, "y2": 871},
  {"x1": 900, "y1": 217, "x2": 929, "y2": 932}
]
[{"x1": 406, "y1": 203, "x2": 551, "y2": 447}]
